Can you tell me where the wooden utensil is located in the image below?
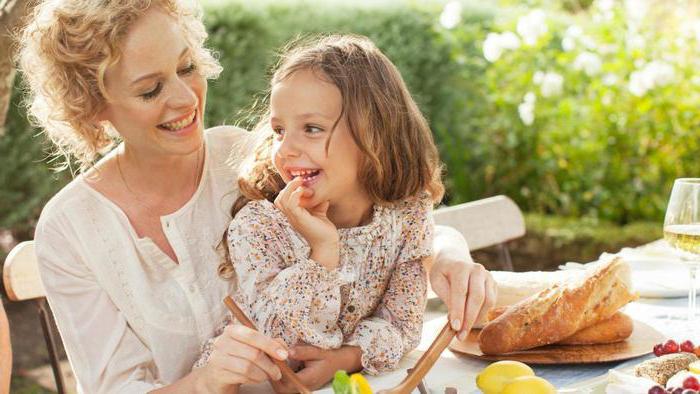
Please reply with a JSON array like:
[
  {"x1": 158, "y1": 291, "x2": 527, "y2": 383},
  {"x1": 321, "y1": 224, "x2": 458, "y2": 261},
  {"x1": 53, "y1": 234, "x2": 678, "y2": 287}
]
[
  {"x1": 223, "y1": 296, "x2": 312, "y2": 394},
  {"x1": 378, "y1": 321, "x2": 456, "y2": 394}
]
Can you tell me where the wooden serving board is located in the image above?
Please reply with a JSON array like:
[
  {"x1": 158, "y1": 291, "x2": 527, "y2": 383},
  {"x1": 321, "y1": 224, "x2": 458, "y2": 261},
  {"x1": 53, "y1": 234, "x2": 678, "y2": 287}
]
[{"x1": 449, "y1": 320, "x2": 664, "y2": 364}]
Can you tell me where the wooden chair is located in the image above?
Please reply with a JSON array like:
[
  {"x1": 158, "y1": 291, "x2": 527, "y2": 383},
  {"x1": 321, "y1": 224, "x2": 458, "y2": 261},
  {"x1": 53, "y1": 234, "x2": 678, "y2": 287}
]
[
  {"x1": 433, "y1": 195, "x2": 525, "y2": 271},
  {"x1": 1, "y1": 298, "x2": 11, "y2": 394},
  {"x1": 3, "y1": 241, "x2": 66, "y2": 394}
]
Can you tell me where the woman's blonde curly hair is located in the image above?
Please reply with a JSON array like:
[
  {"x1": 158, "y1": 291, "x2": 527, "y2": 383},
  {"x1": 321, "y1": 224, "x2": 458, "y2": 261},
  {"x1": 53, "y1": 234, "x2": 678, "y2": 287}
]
[{"x1": 17, "y1": 0, "x2": 222, "y2": 172}]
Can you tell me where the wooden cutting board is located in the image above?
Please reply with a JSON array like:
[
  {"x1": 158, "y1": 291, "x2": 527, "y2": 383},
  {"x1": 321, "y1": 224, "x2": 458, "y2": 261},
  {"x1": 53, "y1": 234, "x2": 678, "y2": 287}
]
[{"x1": 449, "y1": 319, "x2": 664, "y2": 364}]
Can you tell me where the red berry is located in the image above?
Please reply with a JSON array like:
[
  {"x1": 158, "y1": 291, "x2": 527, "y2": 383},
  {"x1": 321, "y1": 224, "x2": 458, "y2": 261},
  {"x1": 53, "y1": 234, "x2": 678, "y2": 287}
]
[
  {"x1": 649, "y1": 386, "x2": 668, "y2": 394},
  {"x1": 681, "y1": 340, "x2": 695, "y2": 353},
  {"x1": 654, "y1": 343, "x2": 665, "y2": 356},
  {"x1": 664, "y1": 339, "x2": 680, "y2": 354},
  {"x1": 684, "y1": 376, "x2": 700, "y2": 390}
]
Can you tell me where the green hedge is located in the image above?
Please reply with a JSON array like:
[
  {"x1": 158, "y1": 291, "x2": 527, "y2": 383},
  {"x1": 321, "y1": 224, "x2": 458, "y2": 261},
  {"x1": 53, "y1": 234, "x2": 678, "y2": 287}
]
[{"x1": 0, "y1": 0, "x2": 685, "y2": 241}]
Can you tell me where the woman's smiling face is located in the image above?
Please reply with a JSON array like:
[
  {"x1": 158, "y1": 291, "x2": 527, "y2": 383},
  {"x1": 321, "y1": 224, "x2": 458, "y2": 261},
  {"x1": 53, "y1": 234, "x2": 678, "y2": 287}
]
[
  {"x1": 270, "y1": 68, "x2": 367, "y2": 209},
  {"x1": 98, "y1": 6, "x2": 207, "y2": 157}
]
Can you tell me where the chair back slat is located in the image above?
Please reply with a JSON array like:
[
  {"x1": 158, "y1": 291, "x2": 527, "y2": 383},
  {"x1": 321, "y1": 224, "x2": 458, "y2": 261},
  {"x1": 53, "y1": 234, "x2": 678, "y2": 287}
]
[
  {"x1": 3, "y1": 241, "x2": 46, "y2": 301},
  {"x1": 0, "y1": 300, "x2": 11, "y2": 394},
  {"x1": 433, "y1": 195, "x2": 525, "y2": 251}
]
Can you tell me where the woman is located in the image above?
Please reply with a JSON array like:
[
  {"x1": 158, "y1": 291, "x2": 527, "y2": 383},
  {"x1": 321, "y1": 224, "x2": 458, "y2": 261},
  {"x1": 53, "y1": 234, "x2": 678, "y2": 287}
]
[{"x1": 19, "y1": 0, "x2": 496, "y2": 393}]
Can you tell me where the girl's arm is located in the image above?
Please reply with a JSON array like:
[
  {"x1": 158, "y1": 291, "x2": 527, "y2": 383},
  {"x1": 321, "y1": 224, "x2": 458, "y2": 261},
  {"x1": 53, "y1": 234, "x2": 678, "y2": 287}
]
[
  {"x1": 346, "y1": 258, "x2": 427, "y2": 374},
  {"x1": 429, "y1": 225, "x2": 498, "y2": 341},
  {"x1": 227, "y1": 201, "x2": 348, "y2": 349}
]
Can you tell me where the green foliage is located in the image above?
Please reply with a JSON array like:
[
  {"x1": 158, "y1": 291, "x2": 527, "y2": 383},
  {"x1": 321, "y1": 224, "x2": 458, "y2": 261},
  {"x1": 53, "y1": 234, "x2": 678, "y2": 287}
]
[
  {"x1": 0, "y1": 80, "x2": 68, "y2": 240},
  {"x1": 442, "y1": 0, "x2": 700, "y2": 223}
]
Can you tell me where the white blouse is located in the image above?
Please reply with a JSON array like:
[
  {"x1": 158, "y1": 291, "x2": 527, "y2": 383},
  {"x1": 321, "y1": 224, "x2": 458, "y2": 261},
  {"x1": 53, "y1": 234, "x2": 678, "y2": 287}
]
[{"x1": 34, "y1": 126, "x2": 253, "y2": 393}]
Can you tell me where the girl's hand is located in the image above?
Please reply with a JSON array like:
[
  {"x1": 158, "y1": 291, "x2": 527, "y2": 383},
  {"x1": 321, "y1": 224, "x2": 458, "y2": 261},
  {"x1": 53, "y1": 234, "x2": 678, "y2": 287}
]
[
  {"x1": 430, "y1": 257, "x2": 497, "y2": 342},
  {"x1": 271, "y1": 345, "x2": 363, "y2": 393},
  {"x1": 274, "y1": 177, "x2": 340, "y2": 269},
  {"x1": 195, "y1": 325, "x2": 289, "y2": 393}
]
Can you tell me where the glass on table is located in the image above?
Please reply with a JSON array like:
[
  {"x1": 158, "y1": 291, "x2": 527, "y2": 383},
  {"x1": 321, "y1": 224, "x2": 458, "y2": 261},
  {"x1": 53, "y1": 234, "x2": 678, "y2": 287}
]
[{"x1": 663, "y1": 178, "x2": 700, "y2": 332}]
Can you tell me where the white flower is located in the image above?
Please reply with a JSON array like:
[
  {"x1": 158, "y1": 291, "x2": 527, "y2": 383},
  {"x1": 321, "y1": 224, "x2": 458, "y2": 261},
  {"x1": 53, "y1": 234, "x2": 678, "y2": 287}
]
[
  {"x1": 626, "y1": 32, "x2": 645, "y2": 50},
  {"x1": 573, "y1": 51, "x2": 602, "y2": 76},
  {"x1": 518, "y1": 92, "x2": 536, "y2": 126},
  {"x1": 565, "y1": 25, "x2": 583, "y2": 39},
  {"x1": 645, "y1": 61, "x2": 675, "y2": 86},
  {"x1": 595, "y1": 0, "x2": 615, "y2": 20},
  {"x1": 625, "y1": 0, "x2": 649, "y2": 22},
  {"x1": 533, "y1": 71, "x2": 545, "y2": 84},
  {"x1": 562, "y1": 37, "x2": 576, "y2": 51},
  {"x1": 562, "y1": 25, "x2": 584, "y2": 51},
  {"x1": 517, "y1": 10, "x2": 548, "y2": 46},
  {"x1": 536, "y1": 72, "x2": 564, "y2": 97},
  {"x1": 482, "y1": 31, "x2": 521, "y2": 62},
  {"x1": 483, "y1": 33, "x2": 504, "y2": 62},
  {"x1": 602, "y1": 73, "x2": 618, "y2": 86},
  {"x1": 627, "y1": 61, "x2": 676, "y2": 96},
  {"x1": 597, "y1": 0, "x2": 615, "y2": 13},
  {"x1": 439, "y1": 1, "x2": 462, "y2": 29},
  {"x1": 499, "y1": 31, "x2": 521, "y2": 50}
]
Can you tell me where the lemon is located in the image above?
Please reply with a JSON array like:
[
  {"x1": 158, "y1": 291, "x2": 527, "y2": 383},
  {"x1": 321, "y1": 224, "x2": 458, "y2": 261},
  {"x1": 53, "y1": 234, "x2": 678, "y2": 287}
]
[
  {"x1": 690, "y1": 360, "x2": 700, "y2": 374},
  {"x1": 476, "y1": 360, "x2": 535, "y2": 394},
  {"x1": 501, "y1": 376, "x2": 556, "y2": 394},
  {"x1": 349, "y1": 373, "x2": 373, "y2": 394}
]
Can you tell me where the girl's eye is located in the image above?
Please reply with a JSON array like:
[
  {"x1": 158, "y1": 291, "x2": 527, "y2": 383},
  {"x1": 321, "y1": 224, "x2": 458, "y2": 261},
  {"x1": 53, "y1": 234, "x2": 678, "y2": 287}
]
[
  {"x1": 141, "y1": 83, "x2": 163, "y2": 101},
  {"x1": 179, "y1": 63, "x2": 197, "y2": 76},
  {"x1": 305, "y1": 125, "x2": 324, "y2": 134},
  {"x1": 272, "y1": 127, "x2": 285, "y2": 138}
]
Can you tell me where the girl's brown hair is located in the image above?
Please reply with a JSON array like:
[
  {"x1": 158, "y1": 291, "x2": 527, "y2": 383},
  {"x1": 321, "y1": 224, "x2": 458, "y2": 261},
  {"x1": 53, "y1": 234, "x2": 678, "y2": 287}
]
[{"x1": 219, "y1": 34, "x2": 444, "y2": 278}]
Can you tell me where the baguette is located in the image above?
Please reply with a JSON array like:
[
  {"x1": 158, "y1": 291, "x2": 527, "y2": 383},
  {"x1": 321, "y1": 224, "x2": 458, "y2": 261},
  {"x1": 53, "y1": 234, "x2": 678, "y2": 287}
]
[
  {"x1": 478, "y1": 257, "x2": 637, "y2": 354},
  {"x1": 487, "y1": 308, "x2": 633, "y2": 345}
]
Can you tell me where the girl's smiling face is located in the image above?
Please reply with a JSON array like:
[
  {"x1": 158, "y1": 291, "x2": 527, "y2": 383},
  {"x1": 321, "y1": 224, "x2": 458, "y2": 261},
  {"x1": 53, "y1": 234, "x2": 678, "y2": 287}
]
[{"x1": 270, "y1": 68, "x2": 369, "y2": 211}]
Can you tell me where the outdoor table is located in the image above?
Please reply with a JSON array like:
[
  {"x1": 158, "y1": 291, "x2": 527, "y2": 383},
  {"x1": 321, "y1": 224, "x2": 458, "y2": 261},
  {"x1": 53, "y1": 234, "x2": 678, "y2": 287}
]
[{"x1": 241, "y1": 240, "x2": 697, "y2": 393}]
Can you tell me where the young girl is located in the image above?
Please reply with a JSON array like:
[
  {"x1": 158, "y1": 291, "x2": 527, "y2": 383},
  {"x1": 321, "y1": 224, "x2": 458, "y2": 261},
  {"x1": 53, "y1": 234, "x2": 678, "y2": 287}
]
[{"x1": 198, "y1": 34, "x2": 444, "y2": 386}]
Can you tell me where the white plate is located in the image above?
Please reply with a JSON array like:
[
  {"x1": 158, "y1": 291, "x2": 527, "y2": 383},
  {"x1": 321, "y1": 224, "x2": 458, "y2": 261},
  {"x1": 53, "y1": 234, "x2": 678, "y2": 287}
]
[{"x1": 627, "y1": 258, "x2": 692, "y2": 298}]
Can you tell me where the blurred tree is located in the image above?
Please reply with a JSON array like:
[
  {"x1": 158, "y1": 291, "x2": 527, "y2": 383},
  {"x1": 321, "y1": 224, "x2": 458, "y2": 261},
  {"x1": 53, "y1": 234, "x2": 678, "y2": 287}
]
[{"x1": 0, "y1": 0, "x2": 30, "y2": 137}]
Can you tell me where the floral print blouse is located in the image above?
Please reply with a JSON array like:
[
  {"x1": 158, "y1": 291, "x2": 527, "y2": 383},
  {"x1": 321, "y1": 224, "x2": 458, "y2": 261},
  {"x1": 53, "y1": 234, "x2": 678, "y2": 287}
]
[{"x1": 196, "y1": 194, "x2": 433, "y2": 375}]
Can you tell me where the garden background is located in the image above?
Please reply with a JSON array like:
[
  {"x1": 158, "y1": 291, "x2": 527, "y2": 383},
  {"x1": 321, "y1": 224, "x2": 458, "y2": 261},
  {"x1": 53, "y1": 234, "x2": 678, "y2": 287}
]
[{"x1": 1, "y1": 0, "x2": 695, "y2": 391}]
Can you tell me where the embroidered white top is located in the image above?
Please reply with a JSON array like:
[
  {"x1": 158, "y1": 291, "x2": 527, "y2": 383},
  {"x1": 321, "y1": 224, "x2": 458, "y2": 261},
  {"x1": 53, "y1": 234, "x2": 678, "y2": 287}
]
[{"x1": 33, "y1": 126, "x2": 253, "y2": 393}]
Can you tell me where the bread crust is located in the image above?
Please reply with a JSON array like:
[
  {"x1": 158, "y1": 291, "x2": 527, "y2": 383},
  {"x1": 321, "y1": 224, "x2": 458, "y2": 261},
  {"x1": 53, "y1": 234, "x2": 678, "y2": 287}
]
[
  {"x1": 487, "y1": 308, "x2": 633, "y2": 345},
  {"x1": 558, "y1": 311, "x2": 633, "y2": 345},
  {"x1": 478, "y1": 257, "x2": 637, "y2": 354}
]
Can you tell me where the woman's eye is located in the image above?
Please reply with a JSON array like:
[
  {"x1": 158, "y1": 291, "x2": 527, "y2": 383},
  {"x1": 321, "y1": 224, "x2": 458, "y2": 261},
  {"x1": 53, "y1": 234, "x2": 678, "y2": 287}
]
[
  {"x1": 179, "y1": 63, "x2": 197, "y2": 75},
  {"x1": 141, "y1": 83, "x2": 162, "y2": 100}
]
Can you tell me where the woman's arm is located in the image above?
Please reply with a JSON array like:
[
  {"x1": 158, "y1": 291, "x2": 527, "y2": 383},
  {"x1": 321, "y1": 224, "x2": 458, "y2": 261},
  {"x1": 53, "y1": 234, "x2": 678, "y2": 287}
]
[
  {"x1": 152, "y1": 325, "x2": 288, "y2": 394},
  {"x1": 429, "y1": 225, "x2": 498, "y2": 341},
  {"x1": 35, "y1": 220, "x2": 287, "y2": 394}
]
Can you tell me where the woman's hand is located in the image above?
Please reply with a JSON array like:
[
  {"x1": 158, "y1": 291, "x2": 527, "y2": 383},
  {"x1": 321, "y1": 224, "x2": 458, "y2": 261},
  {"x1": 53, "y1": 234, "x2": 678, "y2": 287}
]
[
  {"x1": 271, "y1": 345, "x2": 363, "y2": 393},
  {"x1": 430, "y1": 226, "x2": 498, "y2": 341},
  {"x1": 195, "y1": 325, "x2": 289, "y2": 394},
  {"x1": 274, "y1": 177, "x2": 339, "y2": 269}
]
